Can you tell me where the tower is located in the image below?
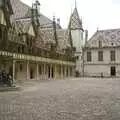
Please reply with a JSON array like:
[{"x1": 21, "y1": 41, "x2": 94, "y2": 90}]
[{"x1": 68, "y1": 1, "x2": 85, "y2": 76}]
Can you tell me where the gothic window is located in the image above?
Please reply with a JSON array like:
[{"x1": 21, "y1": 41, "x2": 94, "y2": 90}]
[
  {"x1": 110, "y1": 50, "x2": 116, "y2": 61},
  {"x1": 87, "y1": 51, "x2": 92, "y2": 62},
  {"x1": 98, "y1": 51, "x2": 103, "y2": 61}
]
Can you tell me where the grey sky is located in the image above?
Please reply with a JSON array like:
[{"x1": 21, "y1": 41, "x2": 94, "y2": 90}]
[{"x1": 21, "y1": 0, "x2": 120, "y2": 38}]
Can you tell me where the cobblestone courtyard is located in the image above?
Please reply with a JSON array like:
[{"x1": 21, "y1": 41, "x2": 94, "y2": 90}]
[{"x1": 0, "y1": 78, "x2": 119, "y2": 120}]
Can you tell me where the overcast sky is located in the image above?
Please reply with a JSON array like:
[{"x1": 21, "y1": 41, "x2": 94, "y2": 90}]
[{"x1": 21, "y1": 0, "x2": 120, "y2": 38}]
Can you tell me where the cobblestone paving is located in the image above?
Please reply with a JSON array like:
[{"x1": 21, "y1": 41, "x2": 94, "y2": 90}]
[{"x1": 0, "y1": 78, "x2": 119, "y2": 120}]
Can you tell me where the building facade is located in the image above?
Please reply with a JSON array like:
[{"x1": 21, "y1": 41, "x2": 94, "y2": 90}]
[
  {"x1": 0, "y1": 0, "x2": 76, "y2": 81},
  {"x1": 83, "y1": 28, "x2": 120, "y2": 77}
]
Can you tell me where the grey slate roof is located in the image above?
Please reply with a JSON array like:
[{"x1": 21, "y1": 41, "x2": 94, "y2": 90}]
[
  {"x1": 68, "y1": 7, "x2": 83, "y2": 30},
  {"x1": 86, "y1": 28, "x2": 120, "y2": 48}
]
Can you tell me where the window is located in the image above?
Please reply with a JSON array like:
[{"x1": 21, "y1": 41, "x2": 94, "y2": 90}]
[
  {"x1": 98, "y1": 51, "x2": 103, "y2": 61},
  {"x1": 110, "y1": 51, "x2": 115, "y2": 61},
  {"x1": 87, "y1": 51, "x2": 92, "y2": 62},
  {"x1": 98, "y1": 40, "x2": 102, "y2": 48}
]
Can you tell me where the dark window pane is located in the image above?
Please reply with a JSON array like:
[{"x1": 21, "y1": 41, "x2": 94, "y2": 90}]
[
  {"x1": 98, "y1": 51, "x2": 103, "y2": 61},
  {"x1": 87, "y1": 51, "x2": 91, "y2": 62},
  {"x1": 110, "y1": 51, "x2": 115, "y2": 61}
]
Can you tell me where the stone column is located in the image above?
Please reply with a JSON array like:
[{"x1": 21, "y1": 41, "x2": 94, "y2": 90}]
[
  {"x1": 13, "y1": 60, "x2": 16, "y2": 81},
  {"x1": 54, "y1": 64, "x2": 57, "y2": 79},
  {"x1": 36, "y1": 63, "x2": 39, "y2": 81},
  {"x1": 64, "y1": 66, "x2": 67, "y2": 78},
  {"x1": 67, "y1": 66, "x2": 70, "y2": 78},
  {"x1": 49, "y1": 64, "x2": 52, "y2": 79},
  {"x1": 61, "y1": 65, "x2": 63, "y2": 78},
  {"x1": 26, "y1": 61, "x2": 29, "y2": 80},
  {"x1": 43, "y1": 63, "x2": 46, "y2": 79}
]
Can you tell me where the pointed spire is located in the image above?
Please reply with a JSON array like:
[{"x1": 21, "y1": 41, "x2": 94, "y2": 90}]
[
  {"x1": 68, "y1": 4, "x2": 84, "y2": 31},
  {"x1": 75, "y1": 0, "x2": 77, "y2": 8},
  {"x1": 97, "y1": 27, "x2": 99, "y2": 32}
]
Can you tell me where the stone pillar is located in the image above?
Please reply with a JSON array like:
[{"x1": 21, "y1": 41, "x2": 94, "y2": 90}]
[
  {"x1": 67, "y1": 66, "x2": 70, "y2": 77},
  {"x1": 26, "y1": 61, "x2": 29, "y2": 80},
  {"x1": 43, "y1": 63, "x2": 46, "y2": 79},
  {"x1": 13, "y1": 60, "x2": 16, "y2": 81},
  {"x1": 60, "y1": 65, "x2": 63, "y2": 78},
  {"x1": 64, "y1": 66, "x2": 67, "y2": 78},
  {"x1": 54, "y1": 64, "x2": 58, "y2": 79},
  {"x1": 36, "y1": 63, "x2": 39, "y2": 80},
  {"x1": 49, "y1": 64, "x2": 52, "y2": 79}
]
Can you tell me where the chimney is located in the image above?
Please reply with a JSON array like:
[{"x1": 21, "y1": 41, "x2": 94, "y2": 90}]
[
  {"x1": 85, "y1": 30, "x2": 88, "y2": 44},
  {"x1": 57, "y1": 18, "x2": 60, "y2": 25}
]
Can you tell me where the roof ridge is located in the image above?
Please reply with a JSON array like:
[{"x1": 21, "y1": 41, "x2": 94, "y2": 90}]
[{"x1": 98, "y1": 28, "x2": 120, "y2": 32}]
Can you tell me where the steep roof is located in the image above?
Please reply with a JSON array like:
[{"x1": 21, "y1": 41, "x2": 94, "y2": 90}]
[
  {"x1": 35, "y1": 29, "x2": 71, "y2": 51},
  {"x1": 10, "y1": 0, "x2": 61, "y2": 29},
  {"x1": 68, "y1": 7, "x2": 83, "y2": 31},
  {"x1": 9, "y1": 0, "x2": 71, "y2": 53},
  {"x1": 86, "y1": 28, "x2": 120, "y2": 48}
]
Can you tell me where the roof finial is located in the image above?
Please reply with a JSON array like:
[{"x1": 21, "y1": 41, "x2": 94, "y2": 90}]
[
  {"x1": 97, "y1": 27, "x2": 99, "y2": 32},
  {"x1": 75, "y1": 0, "x2": 77, "y2": 8}
]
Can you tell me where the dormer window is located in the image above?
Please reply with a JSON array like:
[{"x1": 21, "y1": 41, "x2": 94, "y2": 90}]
[
  {"x1": 111, "y1": 34, "x2": 116, "y2": 39},
  {"x1": 98, "y1": 40, "x2": 102, "y2": 48},
  {"x1": 111, "y1": 43, "x2": 114, "y2": 46}
]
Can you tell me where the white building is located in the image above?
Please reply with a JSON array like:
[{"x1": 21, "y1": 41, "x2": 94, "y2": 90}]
[{"x1": 83, "y1": 28, "x2": 120, "y2": 77}]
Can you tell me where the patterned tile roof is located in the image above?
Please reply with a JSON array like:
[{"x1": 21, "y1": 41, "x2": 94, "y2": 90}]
[
  {"x1": 10, "y1": 0, "x2": 29, "y2": 20},
  {"x1": 9, "y1": 0, "x2": 71, "y2": 52},
  {"x1": 68, "y1": 7, "x2": 83, "y2": 30},
  {"x1": 10, "y1": 0, "x2": 61, "y2": 29},
  {"x1": 86, "y1": 28, "x2": 120, "y2": 48},
  {"x1": 35, "y1": 29, "x2": 71, "y2": 51}
]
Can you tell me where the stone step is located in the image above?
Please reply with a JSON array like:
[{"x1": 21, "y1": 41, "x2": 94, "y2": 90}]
[{"x1": 0, "y1": 86, "x2": 20, "y2": 92}]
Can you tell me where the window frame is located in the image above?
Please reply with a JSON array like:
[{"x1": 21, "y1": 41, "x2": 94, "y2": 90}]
[
  {"x1": 98, "y1": 51, "x2": 103, "y2": 61},
  {"x1": 110, "y1": 50, "x2": 116, "y2": 61},
  {"x1": 87, "y1": 51, "x2": 92, "y2": 62}
]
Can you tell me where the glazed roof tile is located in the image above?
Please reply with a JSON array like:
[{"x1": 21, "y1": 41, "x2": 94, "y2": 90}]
[{"x1": 68, "y1": 7, "x2": 83, "y2": 30}]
